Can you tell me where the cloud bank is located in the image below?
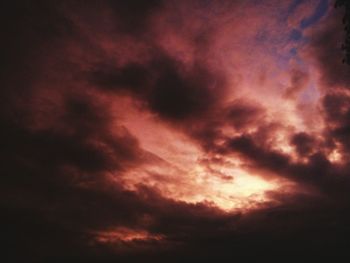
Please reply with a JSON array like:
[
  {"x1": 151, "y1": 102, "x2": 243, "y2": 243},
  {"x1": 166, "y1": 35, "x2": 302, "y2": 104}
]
[{"x1": 1, "y1": 0, "x2": 350, "y2": 262}]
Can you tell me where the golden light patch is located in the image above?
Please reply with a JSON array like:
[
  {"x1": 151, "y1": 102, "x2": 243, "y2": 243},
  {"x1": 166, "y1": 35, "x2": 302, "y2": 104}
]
[
  {"x1": 110, "y1": 98, "x2": 284, "y2": 212},
  {"x1": 95, "y1": 227, "x2": 164, "y2": 243}
]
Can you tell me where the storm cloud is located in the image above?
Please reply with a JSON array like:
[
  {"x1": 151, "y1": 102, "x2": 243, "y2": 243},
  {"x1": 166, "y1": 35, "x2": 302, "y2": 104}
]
[{"x1": 2, "y1": 0, "x2": 350, "y2": 262}]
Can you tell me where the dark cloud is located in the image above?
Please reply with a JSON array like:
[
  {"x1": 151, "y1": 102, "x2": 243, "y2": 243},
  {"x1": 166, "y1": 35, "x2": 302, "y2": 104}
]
[
  {"x1": 0, "y1": 0, "x2": 72, "y2": 90},
  {"x1": 307, "y1": 8, "x2": 350, "y2": 158},
  {"x1": 108, "y1": 0, "x2": 164, "y2": 33},
  {"x1": 149, "y1": 60, "x2": 219, "y2": 120},
  {"x1": 322, "y1": 92, "x2": 350, "y2": 154},
  {"x1": 0, "y1": 3, "x2": 231, "y2": 258},
  {"x1": 291, "y1": 132, "x2": 316, "y2": 156},
  {"x1": 225, "y1": 100, "x2": 265, "y2": 130},
  {"x1": 2, "y1": 1, "x2": 350, "y2": 262},
  {"x1": 228, "y1": 135, "x2": 290, "y2": 173},
  {"x1": 89, "y1": 63, "x2": 151, "y2": 93},
  {"x1": 89, "y1": 54, "x2": 224, "y2": 121},
  {"x1": 307, "y1": 9, "x2": 350, "y2": 88},
  {"x1": 217, "y1": 129, "x2": 350, "y2": 202}
]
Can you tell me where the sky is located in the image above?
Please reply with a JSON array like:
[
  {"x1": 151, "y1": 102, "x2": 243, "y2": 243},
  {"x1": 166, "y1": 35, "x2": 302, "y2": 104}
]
[{"x1": 1, "y1": 0, "x2": 350, "y2": 262}]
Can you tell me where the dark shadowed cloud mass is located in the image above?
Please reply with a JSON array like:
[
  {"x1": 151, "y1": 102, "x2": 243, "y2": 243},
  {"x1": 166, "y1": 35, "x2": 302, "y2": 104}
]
[{"x1": 1, "y1": 0, "x2": 350, "y2": 262}]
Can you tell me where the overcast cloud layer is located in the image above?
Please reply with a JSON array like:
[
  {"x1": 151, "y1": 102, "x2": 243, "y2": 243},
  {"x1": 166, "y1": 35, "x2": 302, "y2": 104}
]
[{"x1": 2, "y1": 0, "x2": 350, "y2": 262}]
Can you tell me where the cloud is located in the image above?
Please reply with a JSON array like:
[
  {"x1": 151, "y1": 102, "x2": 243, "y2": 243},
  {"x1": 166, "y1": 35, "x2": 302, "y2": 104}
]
[
  {"x1": 283, "y1": 68, "x2": 309, "y2": 99},
  {"x1": 2, "y1": 0, "x2": 350, "y2": 262},
  {"x1": 305, "y1": 7, "x2": 350, "y2": 88},
  {"x1": 107, "y1": 0, "x2": 164, "y2": 34},
  {"x1": 290, "y1": 132, "x2": 317, "y2": 156},
  {"x1": 88, "y1": 52, "x2": 225, "y2": 121}
]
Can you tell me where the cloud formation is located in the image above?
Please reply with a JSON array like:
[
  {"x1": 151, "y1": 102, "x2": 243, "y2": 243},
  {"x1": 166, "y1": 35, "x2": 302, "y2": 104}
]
[{"x1": 2, "y1": 0, "x2": 350, "y2": 262}]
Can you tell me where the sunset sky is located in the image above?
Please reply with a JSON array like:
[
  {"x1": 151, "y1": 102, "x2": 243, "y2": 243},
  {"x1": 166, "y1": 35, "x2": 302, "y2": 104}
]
[{"x1": 2, "y1": 0, "x2": 350, "y2": 262}]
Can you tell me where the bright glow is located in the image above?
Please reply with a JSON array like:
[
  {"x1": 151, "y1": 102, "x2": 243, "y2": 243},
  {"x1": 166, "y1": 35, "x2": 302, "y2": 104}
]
[
  {"x1": 95, "y1": 227, "x2": 164, "y2": 243},
  {"x1": 111, "y1": 98, "x2": 283, "y2": 212}
]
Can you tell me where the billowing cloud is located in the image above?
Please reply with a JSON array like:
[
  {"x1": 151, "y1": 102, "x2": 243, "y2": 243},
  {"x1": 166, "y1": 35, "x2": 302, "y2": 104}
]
[{"x1": 2, "y1": 0, "x2": 350, "y2": 262}]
